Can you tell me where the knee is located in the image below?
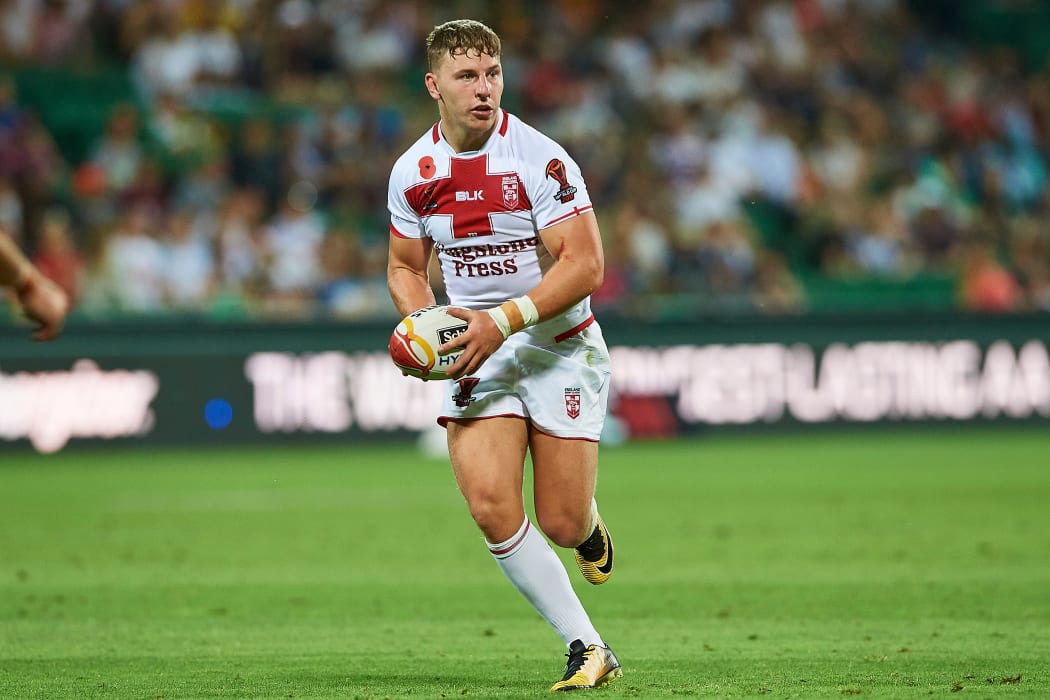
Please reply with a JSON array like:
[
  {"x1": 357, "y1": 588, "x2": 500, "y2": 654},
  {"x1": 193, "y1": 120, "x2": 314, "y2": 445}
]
[
  {"x1": 536, "y1": 510, "x2": 589, "y2": 549},
  {"x1": 465, "y1": 493, "x2": 522, "y2": 543}
]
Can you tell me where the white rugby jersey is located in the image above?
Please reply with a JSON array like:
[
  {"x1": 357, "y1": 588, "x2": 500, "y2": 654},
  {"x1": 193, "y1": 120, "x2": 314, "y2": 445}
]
[{"x1": 388, "y1": 109, "x2": 595, "y2": 339}]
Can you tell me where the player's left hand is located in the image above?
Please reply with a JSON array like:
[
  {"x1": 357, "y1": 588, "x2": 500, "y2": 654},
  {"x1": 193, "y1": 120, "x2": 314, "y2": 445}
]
[{"x1": 438, "y1": 306, "x2": 505, "y2": 380}]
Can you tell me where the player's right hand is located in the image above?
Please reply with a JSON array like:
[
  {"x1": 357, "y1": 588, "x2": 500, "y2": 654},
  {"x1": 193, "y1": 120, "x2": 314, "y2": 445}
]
[{"x1": 437, "y1": 306, "x2": 505, "y2": 380}]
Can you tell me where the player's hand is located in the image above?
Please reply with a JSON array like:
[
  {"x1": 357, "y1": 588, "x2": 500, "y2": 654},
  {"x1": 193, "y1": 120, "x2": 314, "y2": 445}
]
[
  {"x1": 438, "y1": 306, "x2": 505, "y2": 380},
  {"x1": 16, "y1": 270, "x2": 69, "y2": 342}
]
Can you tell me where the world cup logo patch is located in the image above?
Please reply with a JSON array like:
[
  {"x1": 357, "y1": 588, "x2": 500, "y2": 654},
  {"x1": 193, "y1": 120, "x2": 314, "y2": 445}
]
[
  {"x1": 564, "y1": 387, "x2": 581, "y2": 420},
  {"x1": 545, "y1": 159, "x2": 577, "y2": 203}
]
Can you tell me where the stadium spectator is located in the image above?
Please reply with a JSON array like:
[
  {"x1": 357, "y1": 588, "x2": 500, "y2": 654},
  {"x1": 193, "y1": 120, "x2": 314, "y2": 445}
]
[
  {"x1": 173, "y1": 156, "x2": 233, "y2": 215},
  {"x1": 315, "y1": 227, "x2": 388, "y2": 318},
  {"x1": 121, "y1": 157, "x2": 168, "y2": 214},
  {"x1": 31, "y1": 205, "x2": 84, "y2": 304},
  {"x1": 131, "y1": 9, "x2": 202, "y2": 102},
  {"x1": 959, "y1": 242, "x2": 1022, "y2": 313},
  {"x1": 191, "y1": 3, "x2": 244, "y2": 90},
  {"x1": 230, "y1": 117, "x2": 284, "y2": 212},
  {"x1": 845, "y1": 198, "x2": 919, "y2": 277},
  {"x1": 332, "y1": 3, "x2": 415, "y2": 77},
  {"x1": 695, "y1": 219, "x2": 760, "y2": 297},
  {"x1": 0, "y1": 0, "x2": 38, "y2": 61},
  {"x1": 31, "y1": 0, "x2": 91, "y2": 66},
  {"x1": 261, "y1": 184, "x2": 325, "y2": 311},
  {"x1": 608, "y1": 199, "x2": 674, "y2": 296},
  {"x1": 674, "y1": 160, "x2": 742, "y2": 239},
  {"x1": 91, "y1": 202, "x2": 166, "y2": 313},
  {"x1": 149, "y1": 91, "x2": 225, "y2": 165},
  {"x1": 158, "y1": 207, "x2": 216, "y2": 311},
  {"x1": 88, "y1": 102, "x2": 145, "y2": 196}
]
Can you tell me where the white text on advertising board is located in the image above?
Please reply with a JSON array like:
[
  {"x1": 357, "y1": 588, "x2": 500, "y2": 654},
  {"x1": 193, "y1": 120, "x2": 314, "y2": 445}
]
[{"x1": 243, "y1": 340, "x2": 1050, "y2": 433}]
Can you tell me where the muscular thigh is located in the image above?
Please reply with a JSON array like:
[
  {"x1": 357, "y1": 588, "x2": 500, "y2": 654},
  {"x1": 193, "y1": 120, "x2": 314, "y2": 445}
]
[{"x1": 447, "y1": 417, "x2": 530, "y2": 539}]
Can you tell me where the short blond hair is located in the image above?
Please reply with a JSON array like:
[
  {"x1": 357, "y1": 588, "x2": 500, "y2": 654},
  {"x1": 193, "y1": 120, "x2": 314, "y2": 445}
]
[{"x1": 425, "y1": 19, "x2": 501, "y2": 71}]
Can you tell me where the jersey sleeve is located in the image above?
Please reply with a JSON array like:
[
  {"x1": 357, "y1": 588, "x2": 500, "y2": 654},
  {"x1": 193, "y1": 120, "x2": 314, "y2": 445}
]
[
  {"x1": 525, "y1": 142, "x2": 594, "y2": 231},
  {"x1": 387, "y1": 165, "x2": 425, "y2": 240}
]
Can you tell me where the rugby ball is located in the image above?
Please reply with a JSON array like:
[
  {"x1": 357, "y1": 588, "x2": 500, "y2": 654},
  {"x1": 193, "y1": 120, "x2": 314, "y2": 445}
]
[{"x1": 389, "y1": 305, "x2": 467, "y2": 380}]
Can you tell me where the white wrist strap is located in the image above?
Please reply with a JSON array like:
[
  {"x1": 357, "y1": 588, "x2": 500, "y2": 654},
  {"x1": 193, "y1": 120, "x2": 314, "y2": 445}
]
[
  {"x1": 486, "y1": 295, "x2": 539, "y2": 340},
  {"x1": 487, "y1": 306, "x2": 512, "y2": 339},
  {"x1": 512, "y1": 295, "x2": 539, "y2": 326}
]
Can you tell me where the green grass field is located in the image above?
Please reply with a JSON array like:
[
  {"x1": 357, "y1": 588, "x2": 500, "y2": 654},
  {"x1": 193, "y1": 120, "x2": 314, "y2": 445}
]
[{"x1": 1, "y1": 428, "x2": 1049, "y2": 698}]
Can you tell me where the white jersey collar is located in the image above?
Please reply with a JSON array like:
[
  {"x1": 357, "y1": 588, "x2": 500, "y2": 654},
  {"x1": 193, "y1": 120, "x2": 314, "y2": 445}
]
[{"x1": 433, "y1": 109, "x2": 508, "y2": 156}]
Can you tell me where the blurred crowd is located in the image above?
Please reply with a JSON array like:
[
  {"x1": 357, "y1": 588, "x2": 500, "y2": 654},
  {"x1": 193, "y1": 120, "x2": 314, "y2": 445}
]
[{"x1": 2, "y1": 0, "x2": 1050, "y2": 321}]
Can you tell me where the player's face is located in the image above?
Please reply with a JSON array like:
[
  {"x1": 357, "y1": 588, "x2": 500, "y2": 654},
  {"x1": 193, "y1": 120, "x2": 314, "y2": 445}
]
[{"x1": 427, "y1": 49, "x2": 503, "y2": 151}]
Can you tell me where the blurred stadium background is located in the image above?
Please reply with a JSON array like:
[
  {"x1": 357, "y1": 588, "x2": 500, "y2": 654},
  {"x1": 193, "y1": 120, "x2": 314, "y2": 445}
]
[
  {"x1": 2, "y1": 1, "x2": 1050, "y2": 696},
  {"x1": 2, "y1": 0, "x2": 1050, "y2": 322},
  {"x1": 1, "y1": 0, "x2": 1050, "y2": 449}
]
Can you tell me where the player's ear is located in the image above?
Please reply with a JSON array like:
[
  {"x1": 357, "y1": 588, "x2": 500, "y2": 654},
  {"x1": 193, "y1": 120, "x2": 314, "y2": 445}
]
[{"x1": 425, "y1": 73, "x2": 442, "y2": 101}]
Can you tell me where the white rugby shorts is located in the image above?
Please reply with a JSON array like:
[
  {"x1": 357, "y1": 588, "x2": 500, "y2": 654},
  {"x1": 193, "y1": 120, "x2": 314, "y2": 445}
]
[{"x1": 438, "y1": 320, "x2": 612, "y2": 441}]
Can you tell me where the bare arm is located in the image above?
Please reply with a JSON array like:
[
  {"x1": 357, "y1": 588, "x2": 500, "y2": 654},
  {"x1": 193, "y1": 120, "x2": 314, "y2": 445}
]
[
  {"x1": 0, "y1": 231, "x2": 69, "y2": 342},
  {"x1": 387, "y1": 234, "x2": 437, "y2": 318},
  {"x1": 440, "y1": 211, "x2": 604, "y2": 379},
  {"x1": 523, "y1": 210, "x2": 604, "y2": 320}
]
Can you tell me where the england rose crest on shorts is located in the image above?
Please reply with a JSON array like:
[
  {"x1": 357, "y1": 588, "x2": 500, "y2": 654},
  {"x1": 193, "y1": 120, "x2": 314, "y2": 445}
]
[{"x1": 565, "y1": 387, "x2": 581, "y2": 420}]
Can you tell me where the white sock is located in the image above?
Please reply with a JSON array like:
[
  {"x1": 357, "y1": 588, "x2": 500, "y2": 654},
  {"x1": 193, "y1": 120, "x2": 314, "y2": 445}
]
[
  {"x1": 487, "y1": 517, "x2": 604, "y2": 648},
  {"x1": 585, "y1": 498, "x2": 599, "y2": 537}
]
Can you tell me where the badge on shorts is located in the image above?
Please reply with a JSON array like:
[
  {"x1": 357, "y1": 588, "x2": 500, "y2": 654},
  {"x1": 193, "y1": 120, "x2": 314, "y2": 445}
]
[
  {"x1": 564, "y1": 387, "x2": 581, "y2": 420},
  {"x1": 454, "y1": 377, "x2": 480, "y2": 407}
]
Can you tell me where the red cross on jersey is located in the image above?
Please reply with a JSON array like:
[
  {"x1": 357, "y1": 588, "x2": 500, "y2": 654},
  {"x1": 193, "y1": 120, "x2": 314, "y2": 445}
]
[
  {"x1": 403, "y1": 155, "x2": 532, "y2": 239},
  {"x1": 388, "y1": 109, "x2": 595, "y2": 317}
]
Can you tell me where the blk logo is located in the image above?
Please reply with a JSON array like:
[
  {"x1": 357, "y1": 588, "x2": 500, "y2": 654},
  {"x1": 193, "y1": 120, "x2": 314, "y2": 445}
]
[{"x1": 455, "y1": 190, "x2": 484, "y2": 201}]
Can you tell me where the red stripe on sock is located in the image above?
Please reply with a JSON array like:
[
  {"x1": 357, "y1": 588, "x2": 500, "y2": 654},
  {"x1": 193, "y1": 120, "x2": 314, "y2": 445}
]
[{"x1": 489, "y1": 520, "x2": 530, "y2": 557}]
